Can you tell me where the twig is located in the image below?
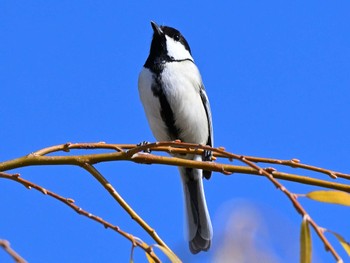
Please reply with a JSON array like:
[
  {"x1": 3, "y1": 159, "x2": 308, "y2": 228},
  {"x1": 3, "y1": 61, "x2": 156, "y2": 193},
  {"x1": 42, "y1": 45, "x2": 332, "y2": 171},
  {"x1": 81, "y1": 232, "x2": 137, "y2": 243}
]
[
  {"x1": 33, "y1": 142, "x2": 129, "y2": 156},
  {"x1": 242, "y1": 155, "x2": 350, "y2": 180},
  {"x1": 130, "y1": 142, "x2": 344, "y2": 261},
  {"x1": 0, "y1": 239, "x2": 27, "y2": 263},
  {"x1": 81, "y1": 163, "x2": 174, "y2": 255},
  {"x1": 131, "y1": 153, "x2": 350, "y2": 192},
  {"x1": 1, "y1": 143, "x2": 349, "y2": 193},
  {"x1": 0, "y1": 172, "x2": 160, "y2": 263},
  {"x1": 13, "y1": 141, "x2": 349, "y2": 181},
  {"x1": 1, "y1": 141, "x2": 350, "y2": 262},
  {"x1": 238, "y1": 157, "x2": 342, "y2": 261}
]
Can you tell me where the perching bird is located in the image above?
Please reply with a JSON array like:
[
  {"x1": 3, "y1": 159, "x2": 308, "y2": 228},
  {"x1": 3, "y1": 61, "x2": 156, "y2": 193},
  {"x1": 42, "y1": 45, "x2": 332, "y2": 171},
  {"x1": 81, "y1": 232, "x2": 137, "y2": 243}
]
[{"x1": 138, "y1": 21, "x2": 213, "y2": 254}]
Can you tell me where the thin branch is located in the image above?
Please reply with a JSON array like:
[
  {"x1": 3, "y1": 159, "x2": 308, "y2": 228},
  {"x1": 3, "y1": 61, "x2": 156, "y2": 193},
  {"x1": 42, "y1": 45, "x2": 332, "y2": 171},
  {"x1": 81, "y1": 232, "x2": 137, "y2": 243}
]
[
  {"x1": 1, "y1": 141, "x2": 350, "y2": 262},
  {"x1": 11, "y1": 141, "x2": 348, "y2": 181},
  {"x1": 0, "y1": 172, "x2": 160, "y2": 263},
  {"x1": 239, "y1": 157, "x2": 342, "y2": 261},
  {"x1": 33, "y1": 142, "x2": 129, "y2": 156},
  {"x1": 131, "y1": 153, "x2": 350, "y2": 193},
  {"x1": 81, "y1": 164, "x2": 175, "y2": 256},
  {"x1": 143, "y1": 142, "x2": 350, "y2": 180},
  {"x1": 243, "y1": 155, "x2": 350, "y2": 180},
  {"x1": 1, "y1": 143, "x2": 349, "y2": 193},
  {"x1": 129, "y1": 142, "x2": 345, "y2": 261},
  {"x1": 215, "y1": 150, "x2": 342, "y2": 261},
  {"x1": 0, "y1": 239, "x2": 27, "y2": 263}
]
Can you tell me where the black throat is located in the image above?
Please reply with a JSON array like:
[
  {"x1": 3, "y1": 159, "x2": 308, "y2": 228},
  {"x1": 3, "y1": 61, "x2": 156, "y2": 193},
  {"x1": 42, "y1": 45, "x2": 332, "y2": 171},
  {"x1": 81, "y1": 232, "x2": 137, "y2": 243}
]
[{"x1": 144, "y1": 26, "x2": 193, "y2": 74}]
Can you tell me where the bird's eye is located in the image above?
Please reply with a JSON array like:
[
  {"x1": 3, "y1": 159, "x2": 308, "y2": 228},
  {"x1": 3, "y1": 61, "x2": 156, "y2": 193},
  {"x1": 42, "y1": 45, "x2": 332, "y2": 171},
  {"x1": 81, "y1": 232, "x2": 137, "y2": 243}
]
[{"x1": 174, "y1": 34, "x2": 180, "y2": 41}]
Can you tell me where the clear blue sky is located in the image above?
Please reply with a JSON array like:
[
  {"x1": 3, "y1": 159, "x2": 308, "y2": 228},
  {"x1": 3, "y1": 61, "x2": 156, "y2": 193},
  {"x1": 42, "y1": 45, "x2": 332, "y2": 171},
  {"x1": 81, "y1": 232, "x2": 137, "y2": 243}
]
[{"x1": 1, "y1": 1, "x2": 350, "y2": 262}]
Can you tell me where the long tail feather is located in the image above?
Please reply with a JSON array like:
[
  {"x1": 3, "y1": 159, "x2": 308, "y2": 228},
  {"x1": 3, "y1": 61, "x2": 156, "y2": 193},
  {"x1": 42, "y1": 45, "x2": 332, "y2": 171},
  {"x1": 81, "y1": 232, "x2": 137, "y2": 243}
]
[{"x1": 179, "y1": 164, "x2": 212, "y2": 254}]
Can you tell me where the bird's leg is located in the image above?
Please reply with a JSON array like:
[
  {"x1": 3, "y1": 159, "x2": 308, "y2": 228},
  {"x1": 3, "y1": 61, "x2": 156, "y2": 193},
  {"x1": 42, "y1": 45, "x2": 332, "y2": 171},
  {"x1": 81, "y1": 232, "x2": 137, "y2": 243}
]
[{"x1": 136, "y1": 141, "x2": 152, "y2": 153}]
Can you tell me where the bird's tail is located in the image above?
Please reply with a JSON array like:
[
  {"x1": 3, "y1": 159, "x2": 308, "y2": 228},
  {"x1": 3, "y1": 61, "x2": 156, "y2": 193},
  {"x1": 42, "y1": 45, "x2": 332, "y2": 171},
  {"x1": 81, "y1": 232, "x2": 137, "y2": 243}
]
[{"x1": 179, "y1": 162, "x2": 212, "y2": 254}]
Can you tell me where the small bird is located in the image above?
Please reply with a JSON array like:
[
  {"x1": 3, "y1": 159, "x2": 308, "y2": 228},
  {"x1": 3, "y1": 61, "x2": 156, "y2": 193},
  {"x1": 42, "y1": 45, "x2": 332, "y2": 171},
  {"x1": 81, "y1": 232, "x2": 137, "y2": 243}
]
[{"x1": 138, "y1": 21, "x2": 214, "y2": 254}]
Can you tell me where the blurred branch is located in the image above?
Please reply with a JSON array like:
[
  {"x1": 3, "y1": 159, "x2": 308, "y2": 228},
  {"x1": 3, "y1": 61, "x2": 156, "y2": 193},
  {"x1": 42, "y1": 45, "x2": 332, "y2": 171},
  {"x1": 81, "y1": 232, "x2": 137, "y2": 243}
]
[
  {"x1": 1, "y1": 141, "x2": 350, "y2": 262},
  {"x1": 238, "y1": 157, "x2": 342, "y2": 261},
  {"x1": 0, "y1": 239, "x2": 27, "y2": 263}
]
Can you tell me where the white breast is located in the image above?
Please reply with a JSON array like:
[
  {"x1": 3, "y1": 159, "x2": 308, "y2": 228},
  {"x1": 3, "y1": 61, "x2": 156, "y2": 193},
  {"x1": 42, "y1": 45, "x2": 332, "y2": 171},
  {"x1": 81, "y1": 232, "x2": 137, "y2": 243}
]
[
  {"x1": 161, "y1": 61, "x2": 209, "y2": 144},
  {"x1": 138, "y1": 68, "x2": 171, "y2": 141},
  {"x1": 138, "y1": 62, "x2": 209, "y2": 145}
]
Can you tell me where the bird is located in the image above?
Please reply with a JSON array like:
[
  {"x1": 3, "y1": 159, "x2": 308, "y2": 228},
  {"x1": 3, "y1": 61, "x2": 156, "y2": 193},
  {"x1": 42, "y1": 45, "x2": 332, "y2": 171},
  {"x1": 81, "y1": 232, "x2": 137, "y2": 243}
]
[{"x1": 138, "y1": 21, "x2": 214, "y2": 254}]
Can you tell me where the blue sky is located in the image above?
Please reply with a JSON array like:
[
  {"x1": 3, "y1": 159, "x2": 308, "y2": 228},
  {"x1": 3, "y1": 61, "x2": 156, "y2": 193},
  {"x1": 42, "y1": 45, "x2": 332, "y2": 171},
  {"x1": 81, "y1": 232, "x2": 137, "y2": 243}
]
[{"x1": 1, "y1": 1, "x2": 350, "y2": 262}]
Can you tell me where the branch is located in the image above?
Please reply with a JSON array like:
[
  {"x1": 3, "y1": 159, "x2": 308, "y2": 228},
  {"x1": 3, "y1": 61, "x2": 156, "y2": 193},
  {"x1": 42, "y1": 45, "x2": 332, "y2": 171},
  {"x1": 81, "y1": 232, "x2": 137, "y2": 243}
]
[
  {"x1": 0, "y1": 172, "x2": 160, "y2": 263},
  {"x1": 1, "y1": 142, "x2": 349, "y2": 192},
  {"x1": 81, "y1": 163, "x2": 172, "y2": 252},
  {"x1": 0, "y1": 239, "x2": 27, "y2": 263},
  {"x1": 238, "y1": 157, "x2": 342, "y2": 261},
  {"x1": 1, "y1": 141, "x2": 349, "y2": 262}
]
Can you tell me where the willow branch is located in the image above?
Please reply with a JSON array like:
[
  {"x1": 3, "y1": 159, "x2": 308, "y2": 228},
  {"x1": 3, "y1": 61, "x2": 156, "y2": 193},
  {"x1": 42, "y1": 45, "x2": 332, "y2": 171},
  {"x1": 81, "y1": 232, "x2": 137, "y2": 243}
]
[
  {"x1": 131, "y1": 153, "x2": 350, "y2": 193},
  {"x1": 1, "y1": 142, "x2": 349, "y2": 193},
  {"x1": 1, "y1": 141, "x2": 349, "y2": 262},
  {"x1": 81, "y1": 163, "x2": 173, "y2": 254},
  {"x1": 242, "y1": 155, "x2": 350, "y2": 180},
  {"x1": 237, "y1": 157, "x2": 342, "y2": 261},
  {"x1": 8, "y1": 141, "x2": 348, "y2": 180},
  {"x1": 0, "y1": 239, "x2": 27, "y2": 263},
  {"x1": 0, "y1": 172, "x2": 160, "y2": 263}
]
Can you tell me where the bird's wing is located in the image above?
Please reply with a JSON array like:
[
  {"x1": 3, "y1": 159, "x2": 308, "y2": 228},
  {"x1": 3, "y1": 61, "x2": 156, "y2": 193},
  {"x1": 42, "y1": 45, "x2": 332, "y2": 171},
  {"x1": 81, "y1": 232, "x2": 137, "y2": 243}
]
[
  {"x1": 199, "y1": 85, "x2": 213, "y2": 148},
  {"x1": 199, "y1": 85, "x2": 214, "y2": 179}
]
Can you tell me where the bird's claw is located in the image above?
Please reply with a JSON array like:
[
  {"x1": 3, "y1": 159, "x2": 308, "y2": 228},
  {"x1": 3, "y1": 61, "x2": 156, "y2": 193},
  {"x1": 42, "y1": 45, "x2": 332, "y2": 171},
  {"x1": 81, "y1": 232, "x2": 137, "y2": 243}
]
[{"x1": 137, "y1": 141, "x2": 151, "y2": 153}]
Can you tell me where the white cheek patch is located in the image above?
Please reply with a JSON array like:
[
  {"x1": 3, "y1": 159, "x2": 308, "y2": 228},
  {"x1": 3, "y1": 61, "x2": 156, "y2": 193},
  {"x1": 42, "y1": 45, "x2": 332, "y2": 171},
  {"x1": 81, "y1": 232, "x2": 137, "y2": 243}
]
[{"x1": 165, "y1": 35, "x2": 193, "y2": 61}]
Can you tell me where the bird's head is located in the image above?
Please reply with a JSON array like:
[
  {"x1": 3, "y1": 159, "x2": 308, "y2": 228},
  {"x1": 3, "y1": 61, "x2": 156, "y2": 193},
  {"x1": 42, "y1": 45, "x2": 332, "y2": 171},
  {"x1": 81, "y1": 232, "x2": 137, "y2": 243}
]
[{"x1": 149, "y1": 21, "x2": 193, "y2": 62}]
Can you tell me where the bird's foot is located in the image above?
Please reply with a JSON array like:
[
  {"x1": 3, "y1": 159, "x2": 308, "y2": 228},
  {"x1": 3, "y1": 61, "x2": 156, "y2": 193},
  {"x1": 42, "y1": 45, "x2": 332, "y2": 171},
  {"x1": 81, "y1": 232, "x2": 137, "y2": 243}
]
[{"x1": 137, "y1": 141, "x2": 151, "y2": 153}]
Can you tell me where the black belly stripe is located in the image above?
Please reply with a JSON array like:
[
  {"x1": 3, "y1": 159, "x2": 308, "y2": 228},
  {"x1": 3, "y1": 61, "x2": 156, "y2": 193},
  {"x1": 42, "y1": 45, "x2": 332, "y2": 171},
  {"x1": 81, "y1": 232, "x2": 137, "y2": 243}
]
[{"x1": 151, "y1": 78, "x2": 180, "y2": 140}]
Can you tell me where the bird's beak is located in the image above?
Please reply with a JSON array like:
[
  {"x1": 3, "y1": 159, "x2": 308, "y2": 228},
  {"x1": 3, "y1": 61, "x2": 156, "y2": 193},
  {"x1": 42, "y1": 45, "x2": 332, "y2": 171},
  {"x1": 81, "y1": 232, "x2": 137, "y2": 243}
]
[{"x1": 151, "y1": 21, "x2": 163, "y2": 36}]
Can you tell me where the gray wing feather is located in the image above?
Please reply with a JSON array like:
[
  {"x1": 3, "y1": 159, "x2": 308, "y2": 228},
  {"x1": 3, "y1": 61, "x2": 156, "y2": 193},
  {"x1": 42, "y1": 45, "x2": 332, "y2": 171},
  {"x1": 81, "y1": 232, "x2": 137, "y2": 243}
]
[{"x1": 199, "y1": 85, "x2": 213, "y2": 179}]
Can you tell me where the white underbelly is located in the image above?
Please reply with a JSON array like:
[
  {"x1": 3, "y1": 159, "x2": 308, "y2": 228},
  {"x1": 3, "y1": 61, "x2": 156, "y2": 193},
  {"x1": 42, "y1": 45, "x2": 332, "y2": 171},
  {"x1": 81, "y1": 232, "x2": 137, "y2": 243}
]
[{"x1": 138, "y1": 62, "x2": 209, "y2": 145}]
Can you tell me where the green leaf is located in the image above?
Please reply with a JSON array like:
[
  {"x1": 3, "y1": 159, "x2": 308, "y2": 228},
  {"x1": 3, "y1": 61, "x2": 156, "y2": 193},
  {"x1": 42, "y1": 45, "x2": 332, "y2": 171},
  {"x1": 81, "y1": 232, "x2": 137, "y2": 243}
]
[
  {"x1": 154, "y1": 245, "x2": 181, "y2": 263},
  {"x1": 300, "y1": 215, "x2": 312, "y2": 263},
  {"x1": 305, "y1": 190, "x2": 350, "y2": 206},
  {"x1": 327, "y1": 230, "x2": 350, "y2": 256}
]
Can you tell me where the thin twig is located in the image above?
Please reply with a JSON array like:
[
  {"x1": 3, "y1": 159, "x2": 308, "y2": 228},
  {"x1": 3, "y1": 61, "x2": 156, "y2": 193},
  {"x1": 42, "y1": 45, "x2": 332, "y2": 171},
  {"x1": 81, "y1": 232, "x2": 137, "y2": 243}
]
[
  {"x1": 1, "y1": 141, "x2": 350, "y2": 262},
  {"x1": 129, "y1": 141, "x2": 344, "y2": 261},
  {"x1": 1, "y1": 143, "x2": 349, "y2": 193},
  {"x1": 130, "y1": 153, "x2": 350, "y2": 192},
  {"x1": 0, "y1": 172, "x2": 160, "y2": 263},
  {"x1": 243, "y1": 155, "x2": 350, "y2": 180},
  {"x1": 33, "y1": 142, "x2": 130, "y2": 156},
  {"x1": 18, "y1": 141, "x2": 349, "y2": 180},
  {"x1": 81, "y1": 163, "x2": 176, "y2": 258},
  {"x1": 0, "y1": 239, "x2": 27, "y2": 263},
  {"x1": 238, "y1": 157, "x2": 342, "y2": 261}
]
